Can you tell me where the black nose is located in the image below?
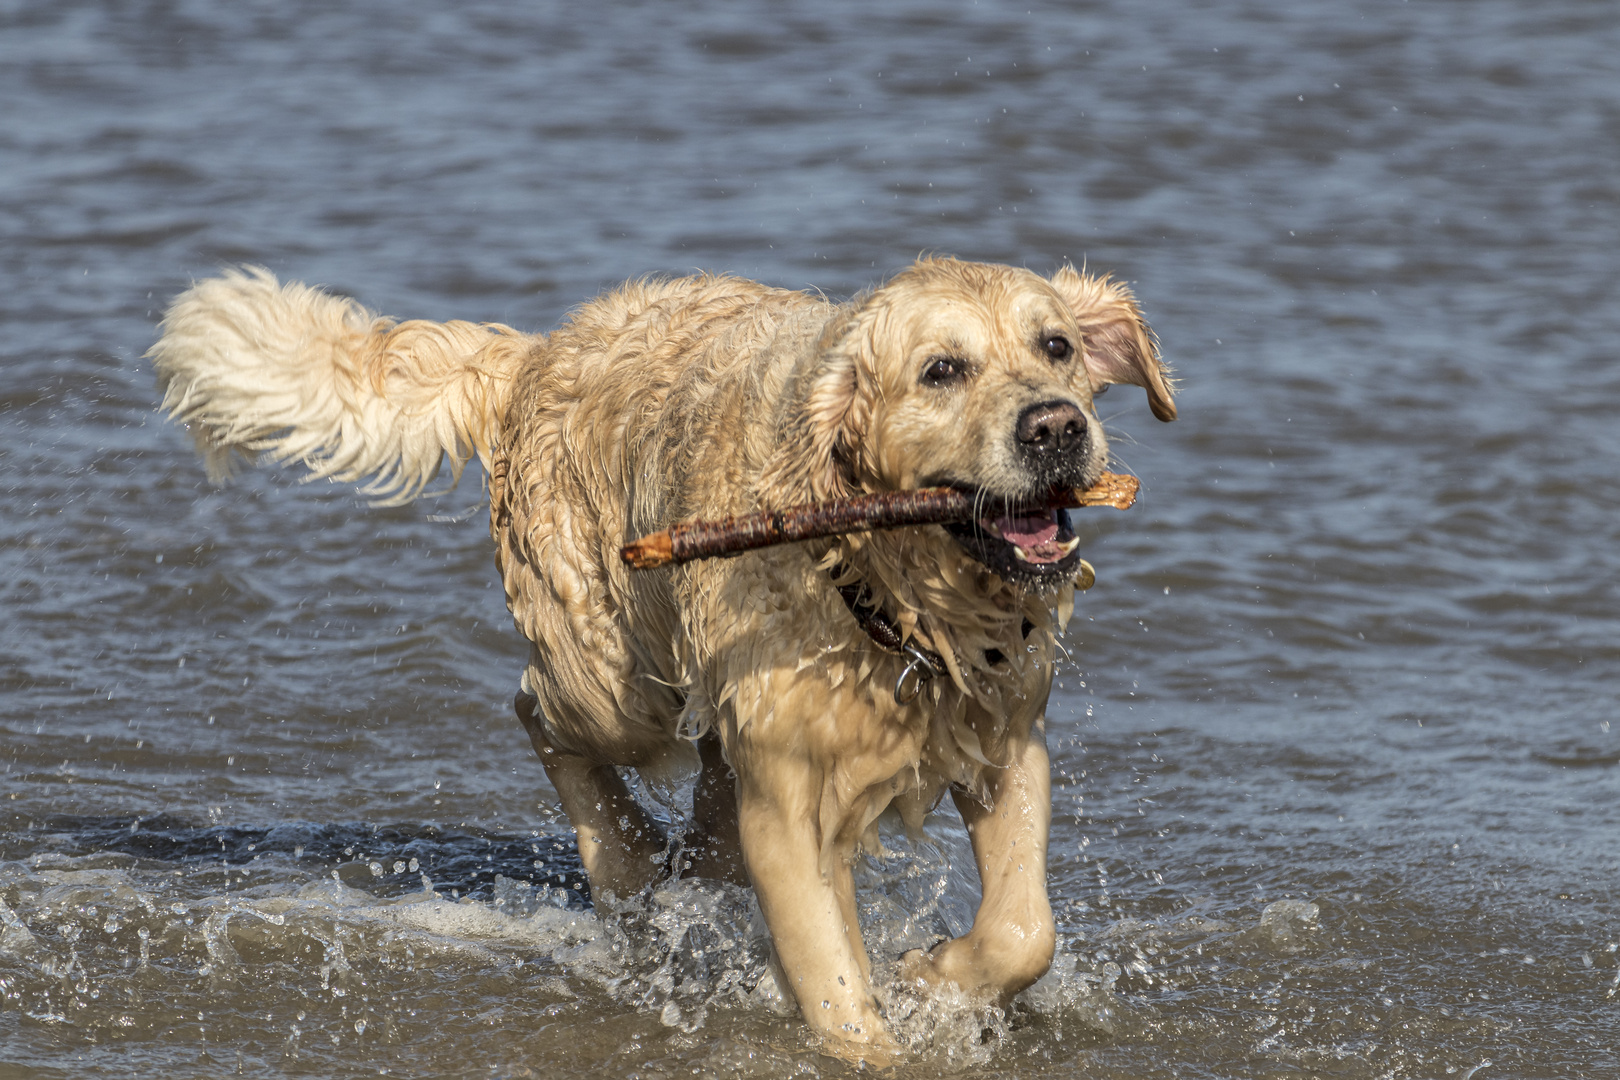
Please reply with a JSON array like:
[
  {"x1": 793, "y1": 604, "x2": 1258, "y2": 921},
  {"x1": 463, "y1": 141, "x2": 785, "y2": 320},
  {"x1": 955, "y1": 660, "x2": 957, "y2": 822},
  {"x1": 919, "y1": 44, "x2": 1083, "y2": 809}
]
[{"x1": 1015, "y1": 400, "x2": 1087, "y2": 455}]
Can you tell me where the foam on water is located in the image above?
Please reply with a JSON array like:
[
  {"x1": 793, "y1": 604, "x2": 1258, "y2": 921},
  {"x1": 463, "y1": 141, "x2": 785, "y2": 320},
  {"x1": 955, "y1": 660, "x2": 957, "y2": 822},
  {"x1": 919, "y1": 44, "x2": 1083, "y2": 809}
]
[
  {"x1": 5, "y1": 806, "x2": 1583, "y2": 1077},
  {"x1": 0, "y1": 816, "x2": 1160, "y2": 1073}
]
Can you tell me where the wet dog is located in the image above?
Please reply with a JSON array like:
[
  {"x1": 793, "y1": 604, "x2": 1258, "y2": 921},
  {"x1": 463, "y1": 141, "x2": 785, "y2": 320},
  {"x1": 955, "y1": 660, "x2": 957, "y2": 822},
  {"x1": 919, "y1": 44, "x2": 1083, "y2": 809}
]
[{"x1": 151, "y1": 258, "x2": 1174, "y2": 1058}]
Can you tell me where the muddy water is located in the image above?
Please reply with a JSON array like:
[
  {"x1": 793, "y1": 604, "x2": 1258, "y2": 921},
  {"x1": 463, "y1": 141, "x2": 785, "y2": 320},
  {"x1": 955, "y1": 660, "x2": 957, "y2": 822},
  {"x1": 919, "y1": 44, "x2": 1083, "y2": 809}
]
[{"x1": 4, "y1": 1, "x2": 1619, "y2": 1076}]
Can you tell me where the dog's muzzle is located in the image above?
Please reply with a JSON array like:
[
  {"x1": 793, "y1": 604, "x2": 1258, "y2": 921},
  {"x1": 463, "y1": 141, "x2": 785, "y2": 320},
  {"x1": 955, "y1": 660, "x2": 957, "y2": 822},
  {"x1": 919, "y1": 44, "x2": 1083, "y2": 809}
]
[{"x1": 943, "y1": 504, "x2": 1085, "y2": 583}]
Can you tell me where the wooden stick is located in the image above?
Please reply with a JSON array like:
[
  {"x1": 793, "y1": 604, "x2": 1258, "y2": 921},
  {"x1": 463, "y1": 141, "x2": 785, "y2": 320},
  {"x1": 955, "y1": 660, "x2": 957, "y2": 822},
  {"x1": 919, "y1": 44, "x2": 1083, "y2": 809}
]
[{"x1": 620, "y1": 472, "x2": 1139, "y2": 570}]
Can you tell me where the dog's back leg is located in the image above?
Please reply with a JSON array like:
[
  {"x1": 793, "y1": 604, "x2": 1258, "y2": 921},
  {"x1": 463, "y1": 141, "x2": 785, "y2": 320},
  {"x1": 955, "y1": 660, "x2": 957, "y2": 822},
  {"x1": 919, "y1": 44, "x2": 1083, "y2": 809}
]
[
  {"x1": 680, "y1": 733, "x2": 746, "y2": 884},
  {"x1": 514, "y1": 692, "x2": 667, "y2": 898}
]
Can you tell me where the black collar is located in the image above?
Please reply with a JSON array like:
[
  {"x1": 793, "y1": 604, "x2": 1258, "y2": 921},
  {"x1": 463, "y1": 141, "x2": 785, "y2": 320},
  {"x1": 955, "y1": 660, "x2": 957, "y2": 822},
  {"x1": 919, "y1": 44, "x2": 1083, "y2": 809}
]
[
  {"x1": 830, "y1": 566, "x2": 945, "y2": 704},
  {"x1": 830, "y1": 565, "x2": 1035, "y2": 704}
]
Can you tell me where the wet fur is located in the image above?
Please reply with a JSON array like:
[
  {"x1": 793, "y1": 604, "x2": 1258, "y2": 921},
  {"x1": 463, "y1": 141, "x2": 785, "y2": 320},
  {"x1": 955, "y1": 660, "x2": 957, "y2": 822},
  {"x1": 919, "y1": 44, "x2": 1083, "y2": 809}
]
[{"x1": 151, "y1": 257, "x2": 1173, "y2": 1059}]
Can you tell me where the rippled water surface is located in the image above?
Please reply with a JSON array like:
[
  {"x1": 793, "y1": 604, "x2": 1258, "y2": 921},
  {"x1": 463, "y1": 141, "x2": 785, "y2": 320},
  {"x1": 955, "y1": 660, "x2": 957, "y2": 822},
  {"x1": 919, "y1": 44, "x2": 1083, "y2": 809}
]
[{"x1": 4, "y1": 2, "x2": 1619, "y2": 1076}]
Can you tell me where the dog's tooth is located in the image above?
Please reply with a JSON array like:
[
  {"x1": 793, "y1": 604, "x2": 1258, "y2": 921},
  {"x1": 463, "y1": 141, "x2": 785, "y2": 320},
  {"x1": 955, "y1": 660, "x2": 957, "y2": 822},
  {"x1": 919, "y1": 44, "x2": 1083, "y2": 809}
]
[
  {"x1": 1057, "y1": 536, "x2": 1081, "y2": 556},
  {"x1": 1013, "y1": 546, "x2": 1030, "y2": 562}
]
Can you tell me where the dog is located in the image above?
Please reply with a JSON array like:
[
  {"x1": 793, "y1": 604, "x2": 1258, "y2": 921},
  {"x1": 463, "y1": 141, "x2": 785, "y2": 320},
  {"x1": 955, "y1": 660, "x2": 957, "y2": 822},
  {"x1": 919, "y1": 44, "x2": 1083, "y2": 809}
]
[{"x1": 150, "y1": 257, "x2": 1174, "y2": 1058}]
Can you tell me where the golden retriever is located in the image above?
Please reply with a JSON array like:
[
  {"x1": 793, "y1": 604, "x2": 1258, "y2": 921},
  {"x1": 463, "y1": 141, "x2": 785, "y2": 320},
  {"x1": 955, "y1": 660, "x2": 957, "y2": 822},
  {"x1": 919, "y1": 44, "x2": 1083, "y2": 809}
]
[{"x1": 150, "y1": 257, "x2": 1173, "y2": 1058}]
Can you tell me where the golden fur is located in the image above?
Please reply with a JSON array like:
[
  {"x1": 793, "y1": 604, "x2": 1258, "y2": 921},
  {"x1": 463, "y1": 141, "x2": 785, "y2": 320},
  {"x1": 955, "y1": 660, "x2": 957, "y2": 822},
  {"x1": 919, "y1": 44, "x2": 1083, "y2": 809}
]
[{"x1": 150, "y1": 257, "x2": 1173, "y2": 1059}]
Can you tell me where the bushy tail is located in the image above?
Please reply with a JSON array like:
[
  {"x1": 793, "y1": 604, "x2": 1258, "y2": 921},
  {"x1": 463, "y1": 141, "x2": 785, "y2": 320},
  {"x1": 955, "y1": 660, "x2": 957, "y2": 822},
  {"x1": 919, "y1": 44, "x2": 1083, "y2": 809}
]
[{"x1": 149, "y1": 266, "x2": 533, "y2": 505}]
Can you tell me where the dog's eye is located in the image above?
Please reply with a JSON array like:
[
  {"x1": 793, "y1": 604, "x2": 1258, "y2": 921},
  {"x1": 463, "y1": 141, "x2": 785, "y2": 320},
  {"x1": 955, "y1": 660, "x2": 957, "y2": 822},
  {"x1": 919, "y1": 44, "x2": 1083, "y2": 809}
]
[
  {"x1": 921, "y1": 356, "x2": 966, "y2": 386},
  {"x1": 1042, "y1": 335, "x2": 1074, "y2": 361}
]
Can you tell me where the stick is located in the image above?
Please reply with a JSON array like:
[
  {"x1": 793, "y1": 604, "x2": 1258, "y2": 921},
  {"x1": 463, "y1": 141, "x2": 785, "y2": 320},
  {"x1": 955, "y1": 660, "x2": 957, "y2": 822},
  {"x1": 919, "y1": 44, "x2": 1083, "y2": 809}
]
[{"x1": 620, "y1": 472, "x2": 1139, "y2": 570}]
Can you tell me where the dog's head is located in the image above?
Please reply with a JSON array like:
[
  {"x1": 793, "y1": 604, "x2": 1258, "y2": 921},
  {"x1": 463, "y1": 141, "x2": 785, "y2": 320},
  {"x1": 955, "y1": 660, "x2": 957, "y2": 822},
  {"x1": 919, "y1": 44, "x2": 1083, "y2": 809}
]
[{"x1": 782, "y1": 257, "x2": 1174, "y2": 585}]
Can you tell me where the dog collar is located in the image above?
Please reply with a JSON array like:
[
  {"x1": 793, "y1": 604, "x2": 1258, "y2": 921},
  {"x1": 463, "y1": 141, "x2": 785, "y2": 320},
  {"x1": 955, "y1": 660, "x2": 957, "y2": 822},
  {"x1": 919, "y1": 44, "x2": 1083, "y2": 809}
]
[
  {"x1": 830, "y1": 565, "x2": 1049, "y2": 705},
  {"x1": 830, "y1": 566, "x2": 947, "y2": 705}
]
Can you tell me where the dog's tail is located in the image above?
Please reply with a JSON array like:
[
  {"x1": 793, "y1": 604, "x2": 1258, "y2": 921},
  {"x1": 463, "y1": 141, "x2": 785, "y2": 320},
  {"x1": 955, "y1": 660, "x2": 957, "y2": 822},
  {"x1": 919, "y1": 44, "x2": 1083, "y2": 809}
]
[{"x1": 149, "y1": 266, "x2": 533, "y2": 505}]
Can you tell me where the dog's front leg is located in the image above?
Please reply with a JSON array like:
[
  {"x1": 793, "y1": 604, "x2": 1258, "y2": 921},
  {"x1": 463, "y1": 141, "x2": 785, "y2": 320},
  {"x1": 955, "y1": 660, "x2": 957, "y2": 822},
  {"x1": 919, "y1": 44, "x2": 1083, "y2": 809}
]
[
  {"x1": 903, "y1": 730, "x2": 1056, "y2": 1006},
  {"x1": 735, "y1": 768, "x2": 897, "y2": 1058}
]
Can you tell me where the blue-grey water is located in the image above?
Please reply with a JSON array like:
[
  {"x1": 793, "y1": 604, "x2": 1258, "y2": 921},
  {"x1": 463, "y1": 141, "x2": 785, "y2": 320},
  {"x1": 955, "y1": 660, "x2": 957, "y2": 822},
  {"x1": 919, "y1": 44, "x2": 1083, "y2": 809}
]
[{"x1": 3, "y1": 2, "x2": 1618, "y2": 1076}]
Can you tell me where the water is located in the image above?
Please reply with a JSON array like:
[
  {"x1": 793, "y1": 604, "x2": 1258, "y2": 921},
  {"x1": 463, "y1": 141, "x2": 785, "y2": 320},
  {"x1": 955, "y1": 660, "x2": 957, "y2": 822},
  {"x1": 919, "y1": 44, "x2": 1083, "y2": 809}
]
[{"x1": 3, "y1": 1, "x2": 1618, "y2": 1075}]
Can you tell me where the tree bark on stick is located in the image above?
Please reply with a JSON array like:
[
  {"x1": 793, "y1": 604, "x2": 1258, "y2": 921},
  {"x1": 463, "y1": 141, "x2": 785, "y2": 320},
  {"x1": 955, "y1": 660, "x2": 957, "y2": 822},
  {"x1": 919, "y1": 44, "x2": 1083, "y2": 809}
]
[{"x1": 620, "y1": 472, "x2": 1139, "y2": 570}]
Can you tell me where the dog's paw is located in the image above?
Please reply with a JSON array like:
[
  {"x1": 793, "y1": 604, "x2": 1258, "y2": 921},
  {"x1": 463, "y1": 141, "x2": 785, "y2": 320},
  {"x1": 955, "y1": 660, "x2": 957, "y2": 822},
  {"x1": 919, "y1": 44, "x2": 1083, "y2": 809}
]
[{"x1": 898, "y1": 940, "x2": 948, "y2": 987}]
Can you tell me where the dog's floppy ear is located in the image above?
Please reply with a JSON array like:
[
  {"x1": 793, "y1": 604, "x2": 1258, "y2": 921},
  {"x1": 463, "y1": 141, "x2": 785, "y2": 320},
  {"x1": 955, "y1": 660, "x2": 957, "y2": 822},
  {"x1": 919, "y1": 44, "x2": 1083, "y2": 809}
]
[
  {"x1": 757, "y1": 315, "x2": 864, "y2": 503},
  {"x1": 801, "y1": 349, "x2": 861, "y2": 497},
  {"x1": 1048, "y1": 265, "x2": 1176, "y2": 422}
]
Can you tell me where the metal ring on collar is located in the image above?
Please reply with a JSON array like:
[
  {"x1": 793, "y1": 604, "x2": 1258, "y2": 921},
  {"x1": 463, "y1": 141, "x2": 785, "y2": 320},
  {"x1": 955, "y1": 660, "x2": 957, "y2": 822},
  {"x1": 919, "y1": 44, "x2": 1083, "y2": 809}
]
[{"x1": 894, "y1": 641, "x2": 945, "y2": 705}]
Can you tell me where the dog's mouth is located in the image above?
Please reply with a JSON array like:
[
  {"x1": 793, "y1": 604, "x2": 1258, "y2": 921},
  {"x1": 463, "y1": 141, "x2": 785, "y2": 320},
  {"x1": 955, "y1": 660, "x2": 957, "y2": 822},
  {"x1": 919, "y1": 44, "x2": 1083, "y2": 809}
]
[{"x1": 941, "y1": 496, "x2": 1082, "y2": 582}]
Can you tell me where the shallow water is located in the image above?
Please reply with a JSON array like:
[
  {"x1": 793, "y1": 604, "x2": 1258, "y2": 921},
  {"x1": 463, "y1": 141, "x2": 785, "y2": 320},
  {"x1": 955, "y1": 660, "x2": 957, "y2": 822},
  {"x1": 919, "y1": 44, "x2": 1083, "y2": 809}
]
[{"x1": 4, "y1": 1, "x2": 1619, "y2": 1076}]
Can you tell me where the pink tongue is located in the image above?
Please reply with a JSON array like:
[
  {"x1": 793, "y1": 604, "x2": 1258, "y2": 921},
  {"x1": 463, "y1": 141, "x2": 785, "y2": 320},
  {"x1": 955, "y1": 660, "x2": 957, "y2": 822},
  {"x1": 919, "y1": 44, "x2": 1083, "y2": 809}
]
[{"x1": 993, "y1": 513, "x2": 1059, "y2": 548}]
